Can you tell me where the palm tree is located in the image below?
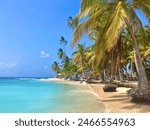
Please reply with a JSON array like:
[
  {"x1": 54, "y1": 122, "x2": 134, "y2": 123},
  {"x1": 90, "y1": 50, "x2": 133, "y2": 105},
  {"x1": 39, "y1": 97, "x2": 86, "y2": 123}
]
[
  {"x1": 51, "y1": 61, "x2": 60, "y2": 73},
  {"x1": 71, "y1": 0, "x2": 150, "y2": 101},
  {"x1": 60, "y1": 36, "x2": 68, "y2": 54},
  {"x1": 60, "y1": 55, "x2": 72, "y2": 78},
  {"x1": 57, "y1": 48, "x2": 64, "y2": 59},
  {"x1": 72, "y1": 44, "x2": 87, "y2": 79},
  {"x1": 67, "y1": 16, "x2": 79, "y2": 30},
  {"x1": 61, "y1": 55, "x2": 70, "y2": 70}
]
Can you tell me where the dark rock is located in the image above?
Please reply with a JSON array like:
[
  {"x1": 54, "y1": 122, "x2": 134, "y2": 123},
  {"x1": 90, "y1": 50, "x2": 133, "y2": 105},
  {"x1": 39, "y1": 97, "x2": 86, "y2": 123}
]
[
  {"x1": 128, "y1": 88, "x2": 150, "y2": 103},
  {"x1": 103, "y1": 84, "x2": 117, "y2": 92}
]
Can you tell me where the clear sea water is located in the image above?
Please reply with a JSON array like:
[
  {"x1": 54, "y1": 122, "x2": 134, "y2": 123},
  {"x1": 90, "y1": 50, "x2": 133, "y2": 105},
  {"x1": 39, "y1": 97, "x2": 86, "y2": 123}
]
[{"x1": 0, "y1": 78, "x2": 104, "y2": 113}]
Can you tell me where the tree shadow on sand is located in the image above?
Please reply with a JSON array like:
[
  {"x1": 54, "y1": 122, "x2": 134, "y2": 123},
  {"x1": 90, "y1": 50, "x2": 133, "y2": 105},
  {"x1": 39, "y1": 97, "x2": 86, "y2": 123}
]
[
  {"x1": 102, "y1": 93, "x2": 150, "y2": 112},
  {"x1": 101, "y1": 93, "x2": 129, "y2": 102},
  {"x1": 122, "y1": 102, "x2": 150, "y2": 112}
]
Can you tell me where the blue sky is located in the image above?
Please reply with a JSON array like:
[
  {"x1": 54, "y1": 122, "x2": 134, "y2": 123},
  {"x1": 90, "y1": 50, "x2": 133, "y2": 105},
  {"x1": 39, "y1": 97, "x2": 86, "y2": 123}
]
[
  {"x1": 0, "y1": 0, "x2": 81, "y2": 77},
  {"x1": 0, "y1": 0, "x2": 148, "y2": 77}
]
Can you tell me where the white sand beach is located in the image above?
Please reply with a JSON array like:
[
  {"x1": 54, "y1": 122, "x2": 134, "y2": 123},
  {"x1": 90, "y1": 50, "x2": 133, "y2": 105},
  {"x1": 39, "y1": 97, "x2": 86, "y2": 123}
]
[{"x1": 47, "y1": 78, "x2": 150, "y2": 113}]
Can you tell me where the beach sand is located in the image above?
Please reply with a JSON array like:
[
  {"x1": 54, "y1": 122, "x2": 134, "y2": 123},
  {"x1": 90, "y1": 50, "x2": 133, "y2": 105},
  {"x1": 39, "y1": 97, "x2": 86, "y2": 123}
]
[
  {"x1": 48, "y1": 78, "x2": 150, "y2": 113},
  {"x1": 89, "y1": 84, "x2": 150, "y2": 113}
]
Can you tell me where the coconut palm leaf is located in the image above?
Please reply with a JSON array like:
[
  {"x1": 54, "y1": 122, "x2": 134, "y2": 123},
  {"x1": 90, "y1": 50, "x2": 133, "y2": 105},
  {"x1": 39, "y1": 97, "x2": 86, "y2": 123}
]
[
  {"x1": 67, "y1": 15, "x2": 79, "y2": 30},
  {"x1": 57, "y1": 48, "x2": 64, "y2": 59},
  {"x1": 95, "y1": 1, "x2": 129, "y2": 63},
  {"x1": 144, "y1": 47, "x2": 150, "y2": 57},
  {"x1": 79, "y1": 0, "x2": 99, "y2": 17},
  {"x1": 71, "y1": 8, "x2": 104, "y2": 46},
  {"x1": 133, "y1": 0, "x2": 150, "y2": 17}
]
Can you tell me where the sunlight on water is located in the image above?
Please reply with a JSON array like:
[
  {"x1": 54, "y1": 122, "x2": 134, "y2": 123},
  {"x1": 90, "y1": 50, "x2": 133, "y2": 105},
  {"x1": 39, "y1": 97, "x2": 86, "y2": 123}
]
[{"x1": 0, "y1": 78, "x2": 105, "y2": 113}]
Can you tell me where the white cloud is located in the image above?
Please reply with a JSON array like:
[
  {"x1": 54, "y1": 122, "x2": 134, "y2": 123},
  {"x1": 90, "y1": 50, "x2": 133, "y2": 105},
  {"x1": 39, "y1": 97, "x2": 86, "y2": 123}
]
[
  {"x1": 0, "y1": 62, "x2": 18, "y2": 69},
  {"x1": 40, "y1": 51, "x2": 50, "y2": 58}
]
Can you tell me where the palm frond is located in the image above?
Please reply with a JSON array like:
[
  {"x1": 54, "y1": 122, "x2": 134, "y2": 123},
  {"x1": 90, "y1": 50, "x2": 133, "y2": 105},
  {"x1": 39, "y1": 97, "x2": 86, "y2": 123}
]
[
  {"x1": 67, "y1": 15, "x2": 79, "y2": 29},
  {"x1": 129, "y1": 8, "x2": 145, "y2": 38},
  {"x1": 95, "y1": 1, "x2": 130, "y2": 63},
  {"x1": 71, "y1": 8, "x2": 104, "y2": 46},
  {"x1": 79, "y1": 0, "x2": 99, "y2": 17},
  {"x1": 133, "y1": 0, "x2": 150, "y2": 17},
  {"x1": 144, "y1": 47, "x2": 150, "y2": 57}
]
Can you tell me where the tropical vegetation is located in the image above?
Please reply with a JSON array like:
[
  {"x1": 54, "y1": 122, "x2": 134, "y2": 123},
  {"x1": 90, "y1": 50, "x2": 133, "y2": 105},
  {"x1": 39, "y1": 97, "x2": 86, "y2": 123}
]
[{"x1": 52, "y1": 0, "x2": 150, "y2": 103}]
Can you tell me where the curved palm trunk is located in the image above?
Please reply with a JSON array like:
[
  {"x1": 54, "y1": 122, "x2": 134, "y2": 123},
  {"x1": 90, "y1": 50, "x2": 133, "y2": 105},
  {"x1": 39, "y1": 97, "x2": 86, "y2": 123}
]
[{"x1": 130, "y1": 27, "x2": 149, "y2": 89}]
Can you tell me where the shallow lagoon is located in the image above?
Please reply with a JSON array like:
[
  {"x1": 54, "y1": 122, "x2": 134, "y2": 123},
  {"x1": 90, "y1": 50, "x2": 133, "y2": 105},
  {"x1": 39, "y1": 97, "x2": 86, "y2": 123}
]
[{"x1": 0, "y1": 78, "x2": 104, "y2": 113}]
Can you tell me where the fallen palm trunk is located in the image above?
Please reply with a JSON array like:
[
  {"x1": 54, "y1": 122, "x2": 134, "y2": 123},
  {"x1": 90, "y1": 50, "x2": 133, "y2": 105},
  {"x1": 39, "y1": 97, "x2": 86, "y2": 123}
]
[{"x1": 114, "y1": 81, "x2": 138, "y2": 88}]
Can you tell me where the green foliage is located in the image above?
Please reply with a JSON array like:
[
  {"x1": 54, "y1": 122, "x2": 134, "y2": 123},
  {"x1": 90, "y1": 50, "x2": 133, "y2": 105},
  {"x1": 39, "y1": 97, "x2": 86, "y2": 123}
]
[
  {"x1": 52, "y1": 0, "x2": 150, "y2": 82},
  {"x1": 51, "y1": 61, "x2": 60, "y2": 73}
]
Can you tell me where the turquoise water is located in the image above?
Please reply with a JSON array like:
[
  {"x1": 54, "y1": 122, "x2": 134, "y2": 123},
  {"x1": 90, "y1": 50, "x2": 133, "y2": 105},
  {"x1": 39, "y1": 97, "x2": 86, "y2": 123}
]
[{"x1": 0, "y1": 78, "x2": 104, "y2": 113}]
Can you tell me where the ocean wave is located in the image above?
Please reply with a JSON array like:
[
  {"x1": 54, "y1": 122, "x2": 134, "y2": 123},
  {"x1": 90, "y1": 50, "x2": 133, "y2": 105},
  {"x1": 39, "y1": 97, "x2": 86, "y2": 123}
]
[
  {"x1": 39, "y1": 78, "x2": 50, "y2": 82},
  {"x1": 17, "y1": 78, "x2": 37, "y2": 80}
]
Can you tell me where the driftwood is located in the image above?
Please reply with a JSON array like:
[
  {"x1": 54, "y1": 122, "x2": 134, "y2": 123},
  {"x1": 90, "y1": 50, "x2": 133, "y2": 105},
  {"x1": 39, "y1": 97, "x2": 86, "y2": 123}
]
[
  {"x1": 85, "y1": 79, "x2": 138, "y2": 88},
  {"x1": 114, "y1": 81, "x2": 137, "y2": 88}
]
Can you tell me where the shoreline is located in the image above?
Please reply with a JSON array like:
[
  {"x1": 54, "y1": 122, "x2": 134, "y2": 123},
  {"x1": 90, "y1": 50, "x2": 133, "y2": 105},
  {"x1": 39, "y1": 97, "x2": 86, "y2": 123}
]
[{"x1": 46, "y1": 78, "x2": 150, "y2": 113}]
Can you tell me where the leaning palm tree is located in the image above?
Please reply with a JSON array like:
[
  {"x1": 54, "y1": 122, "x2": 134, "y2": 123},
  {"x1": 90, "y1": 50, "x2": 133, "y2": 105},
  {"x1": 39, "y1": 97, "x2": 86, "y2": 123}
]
[{"x1": 71, "y1": 0, "x2": 150, "y2": 102}]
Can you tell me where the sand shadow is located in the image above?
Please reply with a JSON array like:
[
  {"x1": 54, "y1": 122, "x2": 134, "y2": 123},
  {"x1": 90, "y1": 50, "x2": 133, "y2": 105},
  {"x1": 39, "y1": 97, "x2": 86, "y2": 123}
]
[
  {"x1": 110, "y1": 95, "x2": 127, "y2": 98},
  {"x1": 101, "y1": 98, "x2": 128, "y2": 102}
]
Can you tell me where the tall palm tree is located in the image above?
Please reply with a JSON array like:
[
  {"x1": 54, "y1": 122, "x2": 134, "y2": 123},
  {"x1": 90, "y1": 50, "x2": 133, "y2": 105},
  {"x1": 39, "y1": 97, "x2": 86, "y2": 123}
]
[
  {"x1": 61, "y1": 55, "x2": 70, "y2": 70},
  {"x1": 72, "y1": 44, "x2": 87, "y2": 79},
  {"x1": 71, "y1": 0, "x2": 150, "y2": 90},
  {"x1": 60, "y1": 55, "x2": 71, "y2": 78},
  {"x1": 51, "y1": 61, "x2": 60, "y2": 73},
  {"x1": 60, "y1": 36, "x2": 68, "y2": 54},
  {"x1": 57, "y1": 48, "x2": 64, "y2": 59},
  {"x1": 67, "y1": 16, "x2": 79, "y2": 30}
]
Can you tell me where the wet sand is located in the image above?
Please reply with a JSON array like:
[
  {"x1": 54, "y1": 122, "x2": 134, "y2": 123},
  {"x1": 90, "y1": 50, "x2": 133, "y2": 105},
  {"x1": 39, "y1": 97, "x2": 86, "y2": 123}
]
[{"x1": 47, "y1": 78, "x2": 150, "y2": 113}]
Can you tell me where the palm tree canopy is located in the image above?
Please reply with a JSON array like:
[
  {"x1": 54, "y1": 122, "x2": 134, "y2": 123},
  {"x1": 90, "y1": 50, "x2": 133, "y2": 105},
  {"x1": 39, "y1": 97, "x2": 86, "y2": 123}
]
[
  {"x1": 60, "y1": 36, "x2": 68, "y2": 45},
  {"x1": 51, "y1": 61, "x2": 60, "y2": 73},
  {"x1": 71, "y1": 0, "x2": 150, "y2": 63},
  {"x1": 57, "y1": 48, "x2": 64, "y2": 59},
  {"x1": 67, "y1": 16, "x2": 79, "y2": 30}
]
